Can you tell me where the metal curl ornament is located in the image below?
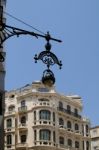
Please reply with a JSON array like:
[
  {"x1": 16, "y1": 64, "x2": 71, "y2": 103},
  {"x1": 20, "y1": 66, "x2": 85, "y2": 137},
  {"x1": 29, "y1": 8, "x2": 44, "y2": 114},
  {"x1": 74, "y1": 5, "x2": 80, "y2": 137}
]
[{"x1": 34, "y1": 33, "x2": 62, "y2": 69}]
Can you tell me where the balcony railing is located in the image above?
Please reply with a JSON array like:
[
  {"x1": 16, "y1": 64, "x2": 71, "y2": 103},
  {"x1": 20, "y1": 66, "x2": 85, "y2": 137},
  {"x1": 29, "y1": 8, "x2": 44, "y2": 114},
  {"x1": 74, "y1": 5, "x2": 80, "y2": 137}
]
[
  {"x1": 33, "y1": 101, "x2": 54, "y2": 108},
  {"x1": 18, "y1": 106, "x2": 27, "y2": 113},
  {"x1": 33, "y1": 140, "x2": 56, "y2": 147},
  {"x1": 57, "y1": 107, "x2": 81, "y2": 119},
  {"x1": 16, "y1": 143, "x2": 28, "y2": 148},
  {"x1": 18, "y1": 123, "x2": 27, "y2": 130},
  {"x1": 33, "y1": 120, "x2": 55, "y2": 126}
]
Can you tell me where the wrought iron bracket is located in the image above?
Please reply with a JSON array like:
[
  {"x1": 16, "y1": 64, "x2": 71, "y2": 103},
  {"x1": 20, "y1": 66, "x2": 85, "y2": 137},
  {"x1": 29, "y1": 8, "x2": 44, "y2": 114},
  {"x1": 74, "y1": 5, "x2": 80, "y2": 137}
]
[{"x1": 0, "y1": 23, "x2": 62, "y2": 63}]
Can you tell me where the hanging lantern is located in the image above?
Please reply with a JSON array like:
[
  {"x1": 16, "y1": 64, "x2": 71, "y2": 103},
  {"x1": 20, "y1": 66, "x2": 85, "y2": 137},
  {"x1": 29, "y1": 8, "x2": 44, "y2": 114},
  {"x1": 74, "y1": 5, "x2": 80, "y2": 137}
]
[{"x1": 42, "y1": 69, "x2": 55, "y2": 87}]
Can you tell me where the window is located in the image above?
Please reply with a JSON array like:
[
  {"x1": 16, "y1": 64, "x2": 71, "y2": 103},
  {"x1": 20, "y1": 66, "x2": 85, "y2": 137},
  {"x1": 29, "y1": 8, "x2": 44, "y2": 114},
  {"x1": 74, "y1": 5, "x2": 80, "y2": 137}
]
[
  {"x1": 8, "y1": 105, "x2": 15, "y2": 112},
  {"x1": 7, "y1": 134, "x2": 12, "y2": 145},
  {"x1": 34, "y1": 130, "x2": 36, "y2": 141},
  {"x1": 75, "y1": 123, "x2": 79, "y2": 131},
  {"x1": 67, "y1": 121, "x2": 72, "y2": 129},
  {"x1": 34, "y1": 111, "x2": 36, "y2": 120},
  {"x1": 21, "y1": 100, "x2": 25, "y2": 107},
  {"x1": 39, "y1": 110, "x2": 51, "y2": 120},
  {"x1": 68, "y1": 139, "x2": 72, "y2": 147},
  {"x1": 53, "y1": 112, "x2": 55, "y2": 122},
  {"x1": 6, "y1": 118, "x2": 12, "y2": 128},
  {"x1": 39, "y1": 129, "x2": 51, "y2": 140},
  {"x1": 59, "y1": 118, "x2": 64, "y2": 126},
  {"x1": 86, "y1": 125, "x2": 89, "y2": 133},
  {"x1": 86, "y1": 141, "x2": 89, "y2": 150},
  {"x1": 53, "y1": 131, "x2": 55, "y2": 142},
  {"x1": 21, "y1": 135, "x2": 26, "y2": 143},
  {"x1": 59, "y1": 136, "x2": 64, "y2": 145},
  {"x1": 75, "y1": 141, "x2": 79, "y2": 148},
  {"x1": 67, "y1": 105, "x2": 71, "y2": 114},
  {"x1": 59, "y1": 102, "x2": 63, "y2": 109},
  {"x1": 74, "y1": 108, "x2": 78, "y2": 115},
  {"x1": 21, "y1": 116, "x2": 26, "y2": 124}
]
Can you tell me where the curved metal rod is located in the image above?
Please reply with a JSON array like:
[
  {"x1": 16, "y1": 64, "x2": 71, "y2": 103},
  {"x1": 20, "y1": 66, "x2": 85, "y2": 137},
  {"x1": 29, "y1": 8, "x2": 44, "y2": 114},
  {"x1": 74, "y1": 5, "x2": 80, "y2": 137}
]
[{"x1": 34, "y1": 50, "x2": 62, "y2": 69}]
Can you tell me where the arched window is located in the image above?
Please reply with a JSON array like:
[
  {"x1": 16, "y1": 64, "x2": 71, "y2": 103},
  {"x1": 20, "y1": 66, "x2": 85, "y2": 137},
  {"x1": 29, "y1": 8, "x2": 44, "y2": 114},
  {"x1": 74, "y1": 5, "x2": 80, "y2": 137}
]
[
  {"x1": 39, "y1": 110, "x2": 51, "y2": 120},
  {"x1": 75, "y1": 141, "x2": 79, "y2": 148},
  {"x1": 68, "y1": 139, "x2": 72, "y2": 147},
  {"x1": 59, "y1": 118, "x2": 64, "y2": 126},
  {"x1": 7, "y1": 134, "x2": 12, "y2": 145},
  {"x1": 59, "y1": 136, "x2": 64, "y2": 145},
  {"x1": 39, "y1": 129, "x2": 51, "y2": 140},
  {"x1": 67, "y1": 121, "x2": 72, "y2": 129},
  {"x1": 21, "y1": 116, "x2": 26, "y2": 124},
  {"x1": 67, "y1": 105, "x2": 71, "y2": 114},
  {"x1": 6, "y1": 118, "x2": 12, "y2": 128},
  {"x1": 59, "y1": 101, "x2": 63, "y2": 109},
  {"x1": 75, "y1": 123, "x2": 79, "y2": 131}
]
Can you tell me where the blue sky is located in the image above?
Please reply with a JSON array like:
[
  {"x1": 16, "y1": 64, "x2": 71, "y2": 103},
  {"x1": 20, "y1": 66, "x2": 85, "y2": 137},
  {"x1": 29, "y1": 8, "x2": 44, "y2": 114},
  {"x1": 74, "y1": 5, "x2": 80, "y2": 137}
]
[{"x1": 5, "y1": 0, "x2": 99, "y2": 126}]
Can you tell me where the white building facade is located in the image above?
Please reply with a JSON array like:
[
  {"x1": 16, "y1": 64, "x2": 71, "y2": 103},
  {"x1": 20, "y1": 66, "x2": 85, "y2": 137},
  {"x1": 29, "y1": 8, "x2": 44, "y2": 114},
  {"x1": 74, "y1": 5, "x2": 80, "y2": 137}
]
[
  {"x1": 90, "y1": 126, "x2": 99, "y2": 150},
  {"x1": 4, "y1": 81, "x2": 91, "y2": 150}
]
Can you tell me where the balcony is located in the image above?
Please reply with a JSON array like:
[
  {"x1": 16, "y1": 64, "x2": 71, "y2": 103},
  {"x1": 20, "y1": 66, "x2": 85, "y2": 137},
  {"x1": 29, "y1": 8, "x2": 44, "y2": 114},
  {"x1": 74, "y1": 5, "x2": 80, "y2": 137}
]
[
  {"x1": 33, "y1": 120, "x2": 55, "y2": 126},
  {"x1": 33, "y1": 101, "x2": 54, "y2": 109},
  {"x1": 16, "y1": 143, "x2": 28, "y2": 149},
  {"x1": 18, "y1": 106, "x2": 27, "y2": 113},
  {"x1": 18, "y1": 123, "x2": 27, "y2": 131},
  {"x1": 57, "y1": 107, "x2": 81, "y2": 119},
  {"x1": 5, "y1": 111, "x2": 15, "y2": 117},
  {"x1": 58, "y1": 126, "x2": 82, "y2": 136},
  {"x1": 33, "y1": 140, "x2": 56, "y2": 148},
  {"x1": 5, "y1": 127, "x2": 15, "y2": 133}
]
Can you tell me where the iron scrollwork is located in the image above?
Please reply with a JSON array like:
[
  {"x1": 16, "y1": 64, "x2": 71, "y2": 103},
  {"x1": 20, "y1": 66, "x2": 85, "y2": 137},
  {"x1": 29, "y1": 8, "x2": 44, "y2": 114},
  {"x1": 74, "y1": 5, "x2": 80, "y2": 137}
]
[{"x1": 34, "y1": 50, "x2": 62, "y2": 69}]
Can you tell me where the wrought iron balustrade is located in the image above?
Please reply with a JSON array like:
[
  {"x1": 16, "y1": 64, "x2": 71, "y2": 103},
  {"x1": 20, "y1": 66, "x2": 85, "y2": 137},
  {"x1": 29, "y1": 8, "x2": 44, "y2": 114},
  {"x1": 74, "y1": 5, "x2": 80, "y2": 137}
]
[
  {"x1": 18, "y1": 106, "x2": 27, "y2": 112},
  {"x1": 57, "y1": 107, "x2": 81, "y2": 119}
]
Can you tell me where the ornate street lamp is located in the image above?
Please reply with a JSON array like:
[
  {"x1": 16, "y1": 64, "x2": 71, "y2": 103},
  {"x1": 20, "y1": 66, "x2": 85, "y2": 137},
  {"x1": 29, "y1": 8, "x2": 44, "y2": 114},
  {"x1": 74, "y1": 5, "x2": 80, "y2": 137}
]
[
  {"x1": 0, "y1": 6, "x2": 62, "y2": 87},
  {"x1": 34, "y1": 32, "x2": 62, "y2": 87}
]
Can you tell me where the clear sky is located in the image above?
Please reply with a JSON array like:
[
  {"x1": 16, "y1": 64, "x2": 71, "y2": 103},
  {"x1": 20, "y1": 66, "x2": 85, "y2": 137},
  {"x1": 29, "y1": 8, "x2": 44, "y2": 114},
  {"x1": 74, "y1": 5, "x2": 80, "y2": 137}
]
[{"x1": 5, "y1": 0, "x2": 99, "y2": 126}]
